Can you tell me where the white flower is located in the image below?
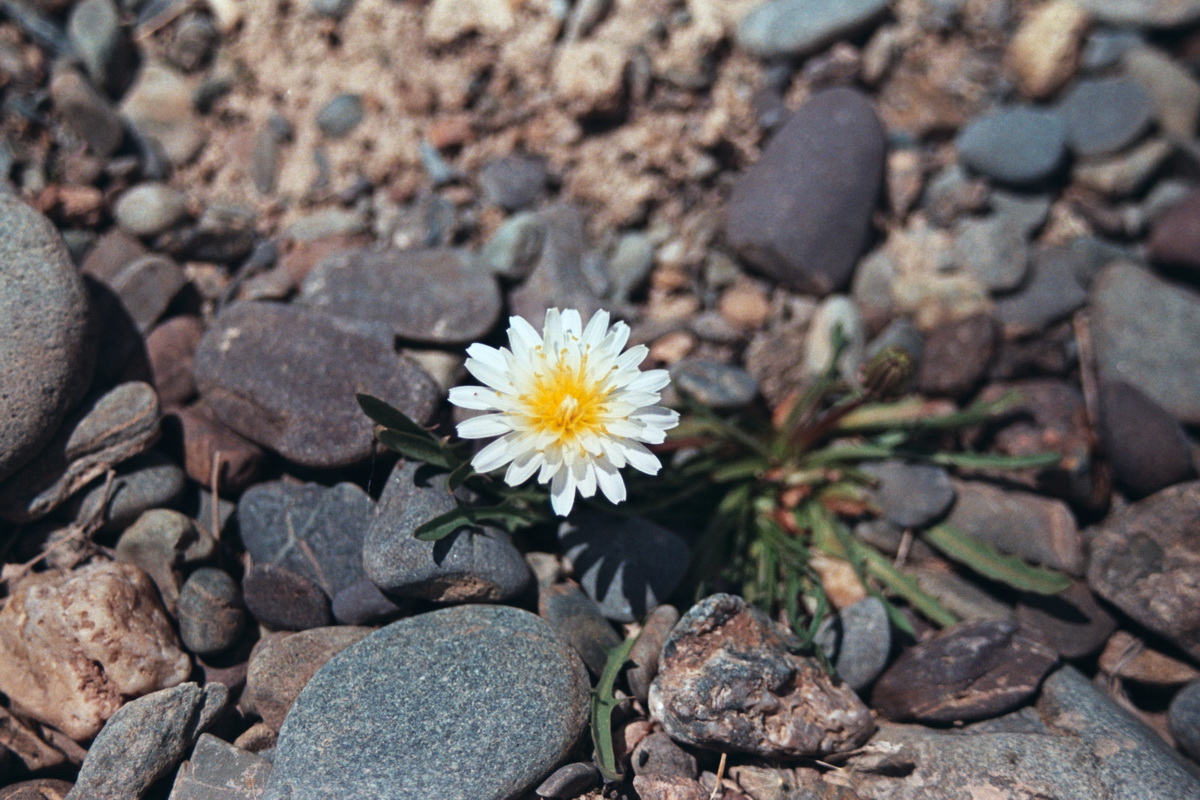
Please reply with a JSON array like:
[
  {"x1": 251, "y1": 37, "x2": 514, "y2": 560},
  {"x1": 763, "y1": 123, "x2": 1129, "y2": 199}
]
[{"x1": 449, "y1": 308, "x2": 680, "y2": 516}]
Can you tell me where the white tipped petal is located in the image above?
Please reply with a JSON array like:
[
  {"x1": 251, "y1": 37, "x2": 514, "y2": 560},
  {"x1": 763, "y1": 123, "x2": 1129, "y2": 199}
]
[
  {"x1": 508, "y1": 315, "x2": 543, "y2": 352},
  {"x1": 595, "y1": 458, "x2": 627, "y2": 504},
  {"x1": 633, "y1": 406, "x2": 681, "y2": 429},
  {"x1": 464, "y1": 357, "x2": 513, "y2": 393},
  {"x1": 581, "y1": 310, "x2": 610, "y2": 348},
  {"x1": 561, "y1": 308, "x2": 583, "y2": 338},
  {"x1": 626, "y1": 369, "x2": 671, "y2": 394},
  {"x1": 448, "y1": 385, "x2": 501, "y2": 411},
  {"x1": 504, "y1": 449, "x2": 542, "y2": 487},
  {"x1": 621, "y1": 440, "x2": 663, "y2": 475},
  {"x1": 616, "y1": 344, "x2": 649, "y2": 371},
  {"x1": 456, "y1": 414, "x2": 514, "y2": 439},
  {"x1": 550, "y1": 468, "x2": 577, "y2": 516},
  {"x1": 575, "y1": 460, "x2": 598, "y2": 498},
  {"x1": 470, "y1": 436, "x2": 518, "y2": 473},
  {"x1": 598, "y1": 437, "x2": 628, "y2": 468}
]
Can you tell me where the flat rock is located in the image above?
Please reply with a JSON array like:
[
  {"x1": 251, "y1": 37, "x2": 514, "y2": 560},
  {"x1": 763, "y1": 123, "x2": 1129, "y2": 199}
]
[
  {"x1": 168, "y1": 734, "x2": 273, "y2": 800},
  {"x1": 1099, "y1": 380, "x2": 1195, "y2": 498},
  {"x1": 193, "y1": 301, "x2": 438, "y2": 468},
  {"x1": 65, "y1": 449, "x2": 186, "y2": 533},
  {"x1": 626, "y1": 604, "x2": 680, "y2": 705},
  {"x1": 669, "y1": 360, "x2": 759, "y2": 411},
  {"x1": 115, "y1": 508, "x2": 216, "y2": 614},
  {"x1": 1148, "y1": 187, "x2": 1200, "y2": 277},
  {"x1": 119, "y1": 61, "x2": 205, "y2": 165},
  {"x1": 538, "y1": 582, "x2": 622, "y2": 675},
  {"x1": 66, "y1": 683, "x2": 227, "y2": 800},
  {"x1": 0, "y1": 561, "x2": 191, "y2": 740},
  {"x1": 298, "y1": 248, "x2": 501, "y2": 345},
  {"x1": 1016, "y1": 581, "x2": 1117, "y2": 660},
  {"x1": 860, "y1": 460, "x2": 955, "y2": 529},
  {"x1": 914, "y1": 313, "x2": 997, "y2": 398},
  {"x1": 0, "y1": 193, "x2": 94, "y2": 483},
  {"x1": 1058, "y1": 77, "x2": 1154, "y2": 157},
  {"x1": 726, "y1": 88, "x2": 884, "y2": 295},
  {"x1": 0, "y1": 781, "x2": 75, "y2": 800},
  {"x1": 956, "y1": 107, "x2": 1067, "y2": 185},
  {"x1": 1090, "y1": 261, "x2": 1200, "y2": 424},
  {"x1": 648, "y1": 594, "x2": 874, "y2": 758},
  {"x1": 363, "y1": 461, "x2": 531, "y2": 603},
  {"x1": 263, "y1": 605, "x2": 589, "y2": 800},
  {"x1": 242, "y1": 564, "x2": 332, "y2": 631},
  {"x1": 735, "y1": 0, "x2": 889, "y2": 59},
  {"x1": 509, "y1": 203, "x2": 604, "y2": 323},
  {"x1": 1070, "y1": 0, "x2": 1200, "y2": 27},
  {"x1": 872, "y1": 619, "x2": 1058, "y2": 723},
  {"x1": 1087, "y1": 481, "x2": 1200, "y2": 662},
  {"x1": 815, "y1": 595, "x2": 893, "y2": 692}
]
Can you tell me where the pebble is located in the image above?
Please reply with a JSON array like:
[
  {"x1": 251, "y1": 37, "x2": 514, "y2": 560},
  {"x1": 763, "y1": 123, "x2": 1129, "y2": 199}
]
[
  {"x1": 815, "y1": 595, "x2": 893, "y2": 691},
  {"x1": 1016, "y1": 581, "x2": 1117, "y2": 660},
  {"x1": 626, "y1": 604, "x2": 679, "y2": 705},
  {"x1": 648, "y1": 594, "x2": 874, "y2": 757},
  {"x1": 331, "y1": 577, "x2": 406, "y2": 625},
  {"x1": 1087, "y1": 481, "x2": 1200, "y2": 662},
  {"x1": 0, "y1": 381, "x2": 160, "y2": 523},
  {"x1": 956, "y1": 107, "x2": 1067, "y2": 185},
  {"x1": 1074, "y1": 136, "x2": 1172, "y2": 197},
  {"x1": 539, "y1": 582, "x2": 622, "y2": 675},
  {"x1": 167, "y1": 11, "x2": 219, "y2": 72},
  {"x1": 67, "y1": 0, "x2": 131, "y2": 95},
  {"x1": 164, "y1": 405, "x2": 265, "y2": 495},
  {"x1": 802, "y1": 294, "x2": 865, "y2": 378},
  {"x1": 631, "y1": 731, "x2": 698, "y2": 779},
  {"x1": 119, "y1": 61, "x2": 206, "y2": 165},
  {"x1": 1005, "y1": 0, "x2": 1089, "y2": 99},
  {"x1": 299, "y1": 247, "x2": 501, "y2": 345},
  {"x1": 558, "y1": 512, "x2": 690, "y2": 622},
  {"x1": 0, "y1": 782, "x2": 74, "y2": 800},
  {"x1": 716, "y1": 282, "x2": 771, "y2": 331},
  {"x1": 1071, "y1": 0, "x2": 1200, "y2": 27},
  {"x1": 606, "y1": 231, "x2": 656, "y2": 303},
  {"x1": 535, "y1": 762, "x2": 601, "y2": 799},
  {"x1": 1123, "y1": 45, "x2": 1200, "y2": 138},
  {"x1": 65, "y1": 683, "x2": 227, "y2": 800},
  {"x1": 193, "y1": 301, "x2": 439, "y2": 468},
  {"x1": 115, "y1": 508, "x2": 216, "y2": 613},
  {"x1": 113, "y1": 182, "x2": 189, "y2": 237},
  {"x1": 914, "y1": 313, "x2": 997, "y2": 398},
  {"x1": 178, "y1": 567, "x2": 246, "y2": 656},
  {"x1": 630, "y1": 776, "x2": 708, "y2": 800},
  {"x1": 168, "y1": 733, "x2": 274, "y2": 800},
  {"x1": 873, "y1": 619, "x2": 1057, "y2": 723},
  {"x1": 311, "y1": 94, "x2": 362, "y2": 139},
  {"x1": 0, "y1": 193, "x2": 94, "y2": 484},
  {"x1": 65, "y1": 450, "x2": 186, "y2": 533},
  {"x1": 146, "y1": 315, "x2": 204, "y2": 407},
  {"x1": 95, "y1": 252, "x2": 189, "y2": 333},
  {"x1": 49, "y1": 67, "x2": 124, "y2": 157},
  {"x1": 1148, "y1": 187, "x2": 1200, "y2": 277},
  {"x1": 725, "y1": 88, "x2": 885, "y2": 294},
  {"x1": 952, "y1": 214, "x2": 1030, "y2": 292},
  {"x1": 1058, "y1": 77, "x2": 1154, "y2": 157},
  {"x1": 1099, "y1": 380, "x2": 1195, "y2": 498},
  {"x1": 479, "y1": 155, "x2": 548, "y2": 211},
  {"x1": 943, "y1": 479, "x2": 1084, "y2": 575},
  {"x1": 364, "y1": 461, "x2": 532, "y2": 603},
  {"x1": 509, "y1": 203, "x2": 605, "y2": 323},
  {"x1": 238, "y1": 480, "x2": 374, "y2": 599},
  {"x1": 995, "y1": 244, "x2": 1090, "y2": 338},
  {"x1": 0, "y1": 561, "x2": 192, "y2": 740},
  {"x1": 922, "y1": 164, "x2": 991, "y2": 227},
  {"x1": 669, "y1": 359, "x2": 759, "y2": 410},
  {"x1": 1090, "y1": 261, "x2": 1200, "y2": 424},
  {"x1": 1168, "y1": 681, "x2": 1200, "y2": 761},
  {"x1": 480, "y1": 211, "x2": 546, "y2": 281},
  {"x1": 736, "y1": 0, "x2": 889, "y2": 59},
  {"x1": 264, "y1": 605, "x2": 589, "y2": 800},
  {"x1": 246, "y1": 626, "x2": 373, "y2": 732},
  {"x1": 552, "y1": 40, "x2": 629, "y2": 116},
  {"x1": 1099, "y1": 631, "x2": 1200, "y2": 685},
  {"x1": 861, "y1": 460, "x2": 955, "y2": 529},
  {"x1": 242, "y1": 564, "x2": 333, "y2": 631}
]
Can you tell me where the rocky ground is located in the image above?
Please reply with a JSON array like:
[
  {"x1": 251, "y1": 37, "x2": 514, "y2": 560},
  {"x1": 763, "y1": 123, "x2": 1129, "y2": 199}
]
[{"x1": 1, "y1": 0, "x2": 1200, "y2": 798}]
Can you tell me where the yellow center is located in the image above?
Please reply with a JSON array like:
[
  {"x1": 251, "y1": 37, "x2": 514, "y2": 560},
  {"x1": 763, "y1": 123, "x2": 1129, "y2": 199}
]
[{"x1": 522, "y1": 359, "x2": 608, "y2": 443}]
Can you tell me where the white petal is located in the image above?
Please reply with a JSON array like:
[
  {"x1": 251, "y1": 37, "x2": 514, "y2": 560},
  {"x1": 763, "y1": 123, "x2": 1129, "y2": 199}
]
[
  {"x1": 632, "y1": 406, "x2": 681, "y2": 430},
  {"x1": 550, "y1": 468, "x2": 577, "y2": 516},
  {"x1": 508, "y1": 315, "x2": 543, "y2": 353},
  {"x1": 598, "y1": 437, "x2": 628, "y2": 468},
  {"x1": 603, "y1": 418, "x2": 645, "y2": 439},
  {"x1": 471, "y1": 436, "x2": 518, "y2": 473},
  {"x1": 609, "y1": 391, "x2": 663, "y2": 409},
  {"x1": 504, "y1": 448, "x2": 542, "y2": 487},
  {"x1": 625, "y1": 369, "x2": 671, "y2": 394},
  {"x1": 456, "y1": 414, "x2": 514, "y2": 439},
  {"x1": 635, "y1": 425, "x2": 668, "y2": 445},
  {"x1": 581, "y1": 310, "x2": 611, "y2": 349},
  {"x1": 448, "y1": 385, "x2": 502, "y2": 411},
  {"x1": 601, "y1": 321, "x2": 631, "y2": 357},
  {"x1": 595, "y1": 458, "x2": 626, "y2": 504},
  {"x1": 464, "y1": 357, "x2": 513, "y2": 393},
  {"x1": 615, "y1": 344, "x2": 649, "y2": 371},
  {"x1": 543, "y1": 308, "x2": 563, "y2": 350},
  {"x1": 561, "y1": 308, "x2": 583, "y2": 338},
  {"x1": 619, "y1": 440, "x2": 662, "y2": 475},
  {"x1": 573, "y1": 457, "x2": 597, "y2": 498}
]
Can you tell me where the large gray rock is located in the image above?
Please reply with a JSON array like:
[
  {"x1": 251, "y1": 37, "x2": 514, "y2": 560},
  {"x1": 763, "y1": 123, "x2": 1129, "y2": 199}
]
[
  {"x1": 168, "y1": 734, "x2": 273, "y2": 800},
  {"x1": 725, "y1": 88, "x2": 885, "y2": 295},
  {"x1": 957, "y1": 107, "x2": 1067, "y2": 185},
  {"x1": 264, "y1": 605, "x2": 589, "y2": 800},
  {"x1": 735, "y1": 0, "x2": 889, "y2": 59},
  {"x1": 0, "y1": 194, "x2": 94, "y2": 483}
]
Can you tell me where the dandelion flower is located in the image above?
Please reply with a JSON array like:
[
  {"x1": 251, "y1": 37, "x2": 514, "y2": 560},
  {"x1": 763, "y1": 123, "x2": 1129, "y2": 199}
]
[{"x1": 449, "y1": 308, "x2": 680, "y2": 516}]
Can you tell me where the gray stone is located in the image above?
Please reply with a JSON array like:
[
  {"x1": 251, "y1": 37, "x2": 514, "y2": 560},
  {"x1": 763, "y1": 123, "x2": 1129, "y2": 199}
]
[
  {"x1": 242, "y1": 564, "x2": 332, "y2": 631},
  {"x1": 1124, "y1": 45, "x2": 1200, "y2": 138},
  {"x1": 1090, "y1": 261, "x2": 1200, "y2": 424},
  {"x1": 1071, "y1": 0, "x2": 1200, "y2": 28},
  {"x1": 538, "y1": 581, "x2": 622, "y2": 675},
  {"x1": 995, "y1": 244, "x2": 1090, "y2": 337},
  {"x1": 66, "y1": 683, "x2": 227, "y2": 800},
  {"x1": 49, "y1": 67, "x2": 124, "y2": 157},
  {"x1": 0, "y1": 382, "x2": 160, "y2": 523},
  {"x1": 815, "y1": 595, "x2": 893, "y2": 691},
  {"x1": 626, "y1": 604, "x2": 680, "y2": 704},
  {"x1": 479, "y1": 211, "x2": 545, "y2": 281},
  {"x1": 479, "y1": 155, "x2": 548, "y2": 211},
  {"x1": 120, "y1": 61, "x2": 205, "y2": 165},
  {"x1": 953, "y1": 214, "x2": 1030, "y2": 292},
  {"x1": 725, "y1": 88, "x2": 885, "y2": 295},
  {"x1": 736, "y1": 0, "x2": 889, "y2": 59},
  {"x1": 1100, "y1": 380, "x2": 1195, "y2": 498},
  {"x1": 65, "y1": 450, "x2": 185, "y2": 532},
  {"x1": 1149, "y1": 186, "x2": 1200, "y2": 278},
  {"x1": 1058, "y1": 77, "x2": 1154, "y2": 157},
  {"x1": 914, "y1": 313, "x2": 997, "y2": 398},
  {"x1": 299, "y1": 248, "x2": 501, "y2": 345},
  {"x1": 606, "y1": 231, "x2": 655, "y2": 302},
  {"x1": 178, "y1": 568, "x2": 245, "y2": 657},
  {"x1": 263, "y1": 605, "x2": 589, "y2": 800},
  {"x1": 194, "y1": 301, "x2": 439, "y2": 468},
  {"x1": 1169, "y1": 680, "x2": 1200, "y2": 761},
  {"x1": 67, "y1": 0, "x2": 131, "y2": 95},
  {"x1": 237, "y1": 481, "x2": 374, "y2": 598},
  {"x1": 116, "y1": 508, "x2": 216, "y2": 614},
  {"x1": 558, "y1": 512, "x2": 690, "y2": 622},
  {"x1": 1086, "y1": 481, "x2": 1200, "y2": 662},
  {"x1": 0, "y1": 193, "x2": 94, "y2": 483},
  {"x1": 534, "y1": 762, "x2": 600, "y2": 799},
  {"x1": 1074, "y1": 137, "x2": 1172, "y2": 198},
  {"x1": 114, "y1": 183, "x2": 189, "y2": 238},
  {"x1": 315, "y1": 94, "x2": 364, "y2": 138},
  {"x1": 861, "y1": 460, "x2": 955, "y2": 529},
  {"x1": 166, "y1": 11, "x2": 218, "y2": 73},
  {"x1": 363, "y1": 461, "x2": 532, "y2": 603},
  {"x1": 168, "y1": 734, "x2": 272, "y2": 800},
  {"x1": 669, "y1": 359, "x2": 759, "y2": 410},
  {"x1": 1016, "y1": 581, "x2": 1117, "y2": 660},
  {"x1": 509, "y1": 203, "x2": 605, "y2": 323},
  {"x1": 956, "y1": 107, "x2": 1067, "y2": 185},
  {"x1": 88, "y1": 252, "x2": 187, "y2": 333},
  {"x1": 331, "y1": 578, "x2": 406, "y2": 626},
  {"x1": 631, "y1": 731, "x2": 698, "y2": 779}
]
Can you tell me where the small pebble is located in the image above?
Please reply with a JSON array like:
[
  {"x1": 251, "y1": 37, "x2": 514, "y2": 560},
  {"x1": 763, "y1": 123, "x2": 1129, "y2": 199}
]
[
  {"x1": 1058, "y1": 77, "x2": 1153, "y2": 157},
  {"x1": 956, "y1": 107, "x2": 1067, "y2": 185},
  {"x1": 242, "y1": 564, "x2": 333, "y2": 631},
  {"x1": 669, "y1": 359, "x2": 759, "y2": 410},
  {"x1": 479, "y1": 155, "x2": 548, "y2": 211},
  {"x1": 114, "y1": 182, "x2": 189, "y2": 237},
  {"x1": 315, "y1": 93, "x2": 365, "y2": 138},
  {"x1": 1099, "y1": 380, "x2": 1195, "y2": 498},
  {"x1": 178, "y1": 567, "x2": 246, "y2": 657}
]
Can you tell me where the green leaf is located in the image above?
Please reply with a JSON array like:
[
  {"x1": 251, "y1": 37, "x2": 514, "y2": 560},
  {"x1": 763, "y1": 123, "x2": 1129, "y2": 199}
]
[
  {"x1": 929, "y1": 451, "x2": 1062, "y2": 470},
  {"x1": 923, "y1": 524, "x2": 1073, "y2": 595},
  {"x1": 591, "y1": 632, "x2": 640, "y2": 782},
  {"x1": 356, "y1": 393, "x2": 439, "y2": 442},
  {"x1": 376, "y1": 429, "x2": 460, "y2": 470},
  {"x1": 447, "y1": 460, "x2": 475, "y2": 491},
  {"x1": 860, "y1": 548, "x2": 956, "y2": 630},
  {"x1": 413, "y1": 502, "x2": 539, "y2": 541},
  {"x1": 413, "y1": 506, "x2": 477, "y2": 541}
]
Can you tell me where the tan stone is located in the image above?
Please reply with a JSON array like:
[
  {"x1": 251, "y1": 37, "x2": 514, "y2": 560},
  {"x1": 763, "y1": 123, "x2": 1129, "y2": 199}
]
[
  {"x1": 424, "y1": 0, "x2": 515, "y2": 46},
  {"x1": 552, "y1": 39, "x2": 630, "y2": 116},
  {"x1": 1006, "y1": 0, "x2": 1090, "y2": 99},
  {"x1": 0, "y1": 561, "x2": 192, "y2": 740},
  {"x1": 718, "y1": 282, "x2": 772, "y2": 330}
]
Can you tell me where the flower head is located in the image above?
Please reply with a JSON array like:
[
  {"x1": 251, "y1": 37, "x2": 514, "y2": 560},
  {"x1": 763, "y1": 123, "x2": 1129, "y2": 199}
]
[{"x1": 449, "y1": 308, "x2": 680, "y2": 516}]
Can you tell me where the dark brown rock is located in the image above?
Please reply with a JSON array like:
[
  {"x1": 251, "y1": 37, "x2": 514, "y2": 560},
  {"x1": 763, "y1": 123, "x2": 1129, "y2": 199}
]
[
  {"x1": 631, "y1": 731, "x2": 697, "y2": 779},
  {"x1": 1148, "y1": 187, "x2": 1200, "y2": 278},
  {"x1": 626, "y1": 604, "x2": 680, "y2": 704},
  {"x1": 1099, "y1": 380, "x2": 1195, "y2": 499},
  {"x1": 631, "y1": 776, "x2": 709, "y2": 800},
  {"x1": 146, "y1": 315, "x2": 204, "y2": 408},
  {"x1": 1016, "y1": 581, "x2": 1117, "y2": 659},
  {"x1": 1087, "y1": 481, "x2": 1200, "y2": 661},
  {"x1": 725, "y1": 88, "x2": 885, "y2": 295},
  {"x1": 193, "y1": 301, "x2": 438, "y2": 469},
  {"x1": 538, "y1": 582, "x2": 621, "y2": 675},
  {"x1": 648, "y1": 594, "x2": 874, "y2": 758},
  {"x1": 82, "y1": 252, "x2": 186, "y2": 333},
  {"x1": 242, "y1": 564, "x2": 332, "y2": 632},
  {"x1": 0, "y1": 708, "x2": 68, "y2": 773},
  {"x1": 915, "y1": 313, "x2": 997, "y2": 398},
  {"x1": 162, "y1": 405, "x2": 264, "y2": 495},
  {"x1": 872, "y1": 619, "x2": 1058, "y2": 723}
]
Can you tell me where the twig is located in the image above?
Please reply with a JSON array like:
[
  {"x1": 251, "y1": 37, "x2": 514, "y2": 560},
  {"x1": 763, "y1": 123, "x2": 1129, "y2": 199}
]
[
  {"x1": 709, "y1": 751, "x2": 727, "y2": 800},
  {"x1": 209, "y1": 450, "x2": 224, "y2": 541}
]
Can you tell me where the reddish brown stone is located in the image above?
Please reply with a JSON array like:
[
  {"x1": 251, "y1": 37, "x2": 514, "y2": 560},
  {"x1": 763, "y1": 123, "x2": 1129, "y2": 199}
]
[
  {"x1": 1149, "y1": 187, "x2": 1200, "y2": 277},
  {"x1": 162, "y1": 405, "x2": 264, "y2": 496},
  {"x1": 279, "y1": 233, "x2": 371, "y2": 286},
  {"x1": 1016, "y1": 581, "x2": 1117, "y2": 659},
  {"x1": 146, "y1": 315, "x2": 204, "y2": 408},
  {"x1": 915, "y1": 313, "x2": 997, "y2": 398}
]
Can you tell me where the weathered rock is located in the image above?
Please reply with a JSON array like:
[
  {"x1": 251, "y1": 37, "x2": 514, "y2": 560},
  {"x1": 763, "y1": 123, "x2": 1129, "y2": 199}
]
[
  {"x1": 0, "y1": 193, "x2": 94, "y2": 483},
  {"x1": 264, "y1": 605, "x2": 589, "y2": 800},
  {"x1": 1099, "y1": 380, "x2": 1195, "y2": 498},
  {"x1": 65, "y1": 449, "x2": 186, "y2": 533},
  {"x1": 649, "y1": 594, "x2": 874, "y2": 758},
  {"x1": 872, "y1": 619, "x2": 1058, "y2": 723},
  {"x1": 1148, "y1": 187, "x2": 1200, "y2": 278},
  {"x1": 995, "y1": 245, "x2": 1090, "y2": 337},
  {"x1": 115, "y1": 508, "x2": 216, "y2": 613},
  {"x1": 1087, "y1": 481, "x2": 1200, "y2": 661},
  {"x1": 66, "y1": 683, "x2": 227, "y2": 800},
  {"x1": 539, "y1": 582, "x2": 622, "y2": 675},
  {"x1": 479, "y1": 156, "x2": 548, "y2": 211},
  {"x1": 0, "y1": 561, "x2": 192, "y2": 740},
  {"x1": 860, "y1": 461, "x2": 955, "y2": 529},
  {"x1": 1058, "y1": 77, "x2": 1154, "y2": 157},
  {"x1": 242, "y1": 564, "x2": 332, "y2": 631},
  {"x1": 816, "y1": 596, "x2": 893, "y2": 692},
  {"x1": 631, "y1": 731, "x2": 698, "y2": 779},
  {"x1": 49, "y1": 67, "x2": 124, "y2": 157},
  {"x1": 627, "y1": 605, "x2": 680, "y2": 705},
  {"x1": 725, "y1": 88, "x2": 885, "y2": 295},
  {"x1": 1016, "y1": 581, "x2": 1117, "y2": 660},
  {"x1": 168, "y1": 733, "x2": 273, "y2": 800},
  {"x1": 163, "y1": 405, "x2": 264, "y2": 495},
  {"x1": 669, "y1": 360, "x2": 759, "y2": 411},
  {"x1": 194, "y1": 301, "x2": 438, "y2": 468},
  {"x1": 509, "y1": 203, "x2": 604, "y2": 323},
  {"x1": 535, "y1": 762, "x2": 600, "y2": 799},
  {"x1": 178, "y1": 568, "x2": 246, "y2": 656},
  {"x1": 0, "y1": 781, "x2": 75, "y2": 800},
  {"x1": 119, "y1": 61, "x2": 205, "y2": 165},
  {"x1": 735, "y1": 0, "x2": 889, "y2": 59},
  {"x1": 1124, "y1": 45, "x2": 1200, "y2": 138},
  {"x1": 1100, "y1": 631, "x2": 1200, "y2": 685},
  {"x1": 146, "y1": 315, "x2": 204, "y2": 408},
  {"x1": 1006, "y1": 0, "x2": 1089, "y2": 99},
  {"x1": 914, "y1": 313, "x2": 997, "y2": 398}
]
